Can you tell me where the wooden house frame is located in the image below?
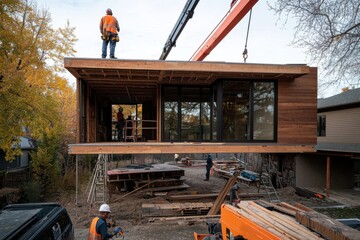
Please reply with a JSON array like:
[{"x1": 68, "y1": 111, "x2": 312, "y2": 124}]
[{"x1": 65, "y1": 58, "x2": 317, "y2": 155}]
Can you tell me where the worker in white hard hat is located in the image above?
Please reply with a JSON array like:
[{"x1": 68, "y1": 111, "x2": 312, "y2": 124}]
[{"x1": 89, "y1": 203, "x2": 123, "y2": 240}]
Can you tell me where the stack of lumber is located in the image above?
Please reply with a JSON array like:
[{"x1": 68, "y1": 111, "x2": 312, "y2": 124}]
[
  {"x1": 142, "y1": 202, "x2": 213, "y2": 217},
  {"x1": 236, "y1": 200, "x2": 360, "y2": 240}
]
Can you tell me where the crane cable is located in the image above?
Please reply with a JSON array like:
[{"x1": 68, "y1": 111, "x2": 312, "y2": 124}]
[{"x1": 243, "y1": 8, "x2": 252, "y2": 63}]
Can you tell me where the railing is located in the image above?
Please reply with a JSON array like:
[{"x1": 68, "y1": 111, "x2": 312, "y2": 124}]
[{"x1": 112, "y1": 120, "x2": 157, "y2": 142}]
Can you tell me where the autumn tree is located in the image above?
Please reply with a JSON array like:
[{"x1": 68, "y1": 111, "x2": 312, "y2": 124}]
[
  {"x1": 269, "y1": 0, "x2": 360, "y2": 90},
  {"x1": 0, "y1": 0, "x2": 77, "y2": 193}
]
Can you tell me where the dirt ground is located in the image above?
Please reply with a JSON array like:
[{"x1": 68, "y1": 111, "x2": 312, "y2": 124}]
[{"x1": 58, "y1": 162, "x2": 358, "y2": 240}]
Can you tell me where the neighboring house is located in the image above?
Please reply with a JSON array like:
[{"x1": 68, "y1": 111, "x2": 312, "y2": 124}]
[
  {"x1": 296, "y1": 88, "x2": 360, "y2": 190},
  {"x1": 0, "y1": 137, "x2": 36, "y2": 188}
]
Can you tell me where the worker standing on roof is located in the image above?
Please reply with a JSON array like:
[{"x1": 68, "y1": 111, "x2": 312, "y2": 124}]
[
  {"x1": 100, "y1": 8, "x2": 120, "y2": 59},
  {"x1": 89, "y1": 203, "x2": 123, "y2": 240}
]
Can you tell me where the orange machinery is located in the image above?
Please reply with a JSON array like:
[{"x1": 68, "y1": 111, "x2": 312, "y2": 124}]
[
  {"x1": 194, "y1": 204, "x2": 282, "y2": 240},
  {"x1": 190, "y1": 0, "x2": 258, "y2": 61}
]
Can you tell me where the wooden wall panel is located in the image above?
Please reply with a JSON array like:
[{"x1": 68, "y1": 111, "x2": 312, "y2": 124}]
[{"x1": 277, "y1": 67, "x2": 317, "y2": 145}]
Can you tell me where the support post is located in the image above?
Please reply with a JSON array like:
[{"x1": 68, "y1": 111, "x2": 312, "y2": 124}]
[
  {"x1": 326, "y1": 156, "x2": 331, "y2": 197},
  {"x1": 76, "y1": 155, "x2": 79, "y2": 216}
]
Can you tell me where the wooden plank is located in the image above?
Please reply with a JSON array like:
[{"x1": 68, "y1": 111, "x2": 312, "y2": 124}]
[
  {"x1": 238, "y1": 202, "x2": 302, "y2": 240},
  {"x1": 296, "y1": 211, "x2": 360, "y2": 240},
  {"x1": 168, "y1": 192, "x2": 266, "y2": 200},
  {"x1": 144, "y1": 183, "x2": 190, "y2": 192},
  {"x1": 68, "y1": 142, "x2": 315, "y2": 154},
  {"x1": 278, "y1": 202, "x2": 306, "y2": 213},
  {"x1": 142, "y1": 202, "x2": 213, "y2": 217},
  {"x1": 293, "y1": 203, "x2": 314, "y2": 212},
  {"x1": 64, "y1": 58, "x2": 310, "y2": 76},
  {"x1": 256, "y1": 200, "x2": 296, "y2": 217},
  {"x1": 149, "y1": 215, "x2": 220, "y2": 223},
  {"x1": 207, "y1": 173, "x2": 238, "y2": 215},
  {"x1": 234, "y1": 207, "x2": 292, "y2": 240},
  {"x1": 240, "y1": 201, "x2": 323, "y2": 240},
  {"x1": 247, "y1": 201, "x2": 323, "y2": 239}
]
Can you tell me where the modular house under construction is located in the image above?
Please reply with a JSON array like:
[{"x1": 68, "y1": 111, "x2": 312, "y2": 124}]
[{"x1": 64, "y1": 58, "x2": 317, "y2": 156}]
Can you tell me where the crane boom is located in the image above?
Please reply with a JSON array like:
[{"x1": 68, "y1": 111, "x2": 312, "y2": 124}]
[
  {"x1": 159, "y1": 0, "x2": 200, "y2": 60},
  {"x1": 190, "y1": 0, "x2": 258, "y2": 61}
]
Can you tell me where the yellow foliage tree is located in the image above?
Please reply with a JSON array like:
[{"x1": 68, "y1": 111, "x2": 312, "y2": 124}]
[{"x1": 0, "y1": 0, "x2": 77, "y2": 192}]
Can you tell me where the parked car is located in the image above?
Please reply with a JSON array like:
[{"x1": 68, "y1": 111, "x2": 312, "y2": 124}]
[{"x1": 0, "y1": 203, "x2": 74, "y2": 240}]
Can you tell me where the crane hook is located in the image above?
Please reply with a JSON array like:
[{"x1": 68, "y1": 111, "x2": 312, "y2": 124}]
[{"x1": 243, "y1": 48, "x2": 248, "y2": 63}]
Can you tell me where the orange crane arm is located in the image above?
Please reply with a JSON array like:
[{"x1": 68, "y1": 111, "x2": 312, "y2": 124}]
[{"x1": 190, "y1": 0, "x2": 258, "y2": 61}]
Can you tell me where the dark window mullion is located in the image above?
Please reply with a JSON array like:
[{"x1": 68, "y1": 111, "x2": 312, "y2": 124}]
[{"x1": 249, "y1": 82, "x2": 254, "y2": 141}]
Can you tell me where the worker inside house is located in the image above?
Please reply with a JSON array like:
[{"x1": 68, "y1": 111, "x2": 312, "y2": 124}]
[{"x1": 89, "y1": 203, "x2": 123, "y2": 239}]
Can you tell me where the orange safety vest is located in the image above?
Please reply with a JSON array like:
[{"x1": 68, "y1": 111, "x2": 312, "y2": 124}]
[
  {"x1": 101, "y1": 15, "x2": 118, "y2": 34},
  {"x1": 88, "y1": 217, "x2": 102, "y2": 240}
]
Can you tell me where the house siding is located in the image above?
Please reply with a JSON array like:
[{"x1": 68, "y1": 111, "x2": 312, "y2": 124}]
[
  {"x1": 318, "y1": 107, "x2": 360, "y2": 144},
  {"x1": 277, "y1": 67, "x2": 318, "y2": 145}
]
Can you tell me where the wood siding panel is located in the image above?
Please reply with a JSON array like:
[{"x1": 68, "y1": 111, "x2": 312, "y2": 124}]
[
  {"x1": 318, "y1": 107, "x2": 360, "y2": 144},
  {"x1": 277, "y1": 67, "x2": 317, "y2": 145}
]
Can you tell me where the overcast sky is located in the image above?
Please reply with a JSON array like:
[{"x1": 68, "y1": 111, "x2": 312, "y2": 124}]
[{"x1": 35, "y1": 0, "x2": 337, "y2": 97}]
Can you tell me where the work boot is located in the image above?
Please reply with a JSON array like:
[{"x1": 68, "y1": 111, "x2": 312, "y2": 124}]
[
  {"x1": 203, "y1": 179, "x2": 209, "y2": 181},
  {"x1": 110, "y1": 56, "x2": 117, "y2": 59}
]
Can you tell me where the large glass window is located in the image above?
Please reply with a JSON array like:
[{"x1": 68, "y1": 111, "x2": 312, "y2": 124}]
[
  {"x1": 253, "y1": 82, "x2": 275, "y2": 140},
  {"x1": 162, "y1": 81, "x2": 276, "y2": 142},
  {"x1": 222, "y1": 81, "x2": 250, "y2": 141},
  {"x1": 163, "y1": 86, "x2": 211, "y2": 141},
  {"x1": 181, "y1": 102, "x2": 200, "y2": 140},
  {"x1": 164, "y1": 102, "x2": 178, "y2": 141}
]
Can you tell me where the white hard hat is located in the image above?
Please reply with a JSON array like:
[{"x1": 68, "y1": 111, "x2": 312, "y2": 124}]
[{"x1": 99, "y1": 203, "x2": 111, "y2": 213}]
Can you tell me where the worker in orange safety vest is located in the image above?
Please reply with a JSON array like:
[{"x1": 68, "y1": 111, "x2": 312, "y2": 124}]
[
  {"x1": 89, "y1": 203, "x2": 122, "y2": 240},
  {"x1": 100, "y1": 8, "x2": 120, "y2": 59}
]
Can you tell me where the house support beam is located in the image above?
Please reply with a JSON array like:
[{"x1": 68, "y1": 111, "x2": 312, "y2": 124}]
[
  {"x1": 68, "y1": 143, "x2": 315, "y2": 155},
  {"x1": 326, "y1": 156, "x2": 331, "y2": 197}
]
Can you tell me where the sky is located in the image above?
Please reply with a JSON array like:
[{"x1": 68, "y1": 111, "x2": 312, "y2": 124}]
[{"x1": 35, "y1": 0, "x2": 337, "y2": 97}]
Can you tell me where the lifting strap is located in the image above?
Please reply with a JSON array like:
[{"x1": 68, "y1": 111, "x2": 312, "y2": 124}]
[{"x1": 243, "y1": 9, "x2": 252, "y2": 63}]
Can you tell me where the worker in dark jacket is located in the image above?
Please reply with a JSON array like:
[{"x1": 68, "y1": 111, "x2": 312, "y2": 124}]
[
  {"x1": 100, "y1": 8, "x2": 120, "y2": 59},
  {"x1": 204, "y1": 154, "x2": 213, "y2": 181},
  {"x1": 89, "y1": 203, "x2": 122, "y2": 240}
]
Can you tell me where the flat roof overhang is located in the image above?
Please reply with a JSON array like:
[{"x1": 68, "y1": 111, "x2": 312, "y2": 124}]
[
  {"x1": 64, "y1": 58, "x2": 310, "y2": 102},
  {"x1": 68, "y1": 142, "x2": 315, "y2": 155}
]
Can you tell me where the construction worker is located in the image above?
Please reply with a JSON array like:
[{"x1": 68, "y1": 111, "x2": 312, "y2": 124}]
[
  {"x1": 100, "y1": 8, "x2": 120, "y2": 59},
  {"x1": 116, "y1": 107, "x2": 125, "y2": 141},
  {"x1": 204, "y1": 154, "x2": 213, "y2": 181},
  {"x1": 229, "y1": 184, "x2": 240, "y2": 206},
  {"x1": 89, "y1": 203, "x2": 123, "y2": 240}
]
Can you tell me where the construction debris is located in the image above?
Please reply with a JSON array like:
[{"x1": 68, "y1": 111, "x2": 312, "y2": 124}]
[
  {"x1": 142, "y1": 202, "x2": 213, "y2": 217},
  {"x1": 108, "y1": 164, "x2": 185, "y2": 192}
]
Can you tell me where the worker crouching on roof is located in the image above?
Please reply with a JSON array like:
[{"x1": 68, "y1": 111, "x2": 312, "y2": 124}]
[
  {"x1": 89, "y1": 203, "x2": 123, "y2": 240},
  {"x1": 100, "y1": 8, "x2": 120, "y2": 59}
]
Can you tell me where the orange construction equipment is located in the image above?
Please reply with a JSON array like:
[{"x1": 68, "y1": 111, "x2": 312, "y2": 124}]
[
  {"x1": 194, "y1": 204, "x2": 282, "y2": 240},
  {"x1": 190, "y1": 0, "x2": 258, "y2": 61}
]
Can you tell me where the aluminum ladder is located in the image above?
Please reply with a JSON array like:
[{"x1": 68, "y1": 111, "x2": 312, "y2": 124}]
[
  {"x1": 260, "y1": 155, "x2": 280, "y2": 203},
  {"x1": 87, "y1": 154, "x2": 110, "y2": 204}
]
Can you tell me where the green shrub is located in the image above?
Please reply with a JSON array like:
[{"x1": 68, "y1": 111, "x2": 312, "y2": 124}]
[{"x1": 22, "y1": 181, "x2": 41, "y2": 202}]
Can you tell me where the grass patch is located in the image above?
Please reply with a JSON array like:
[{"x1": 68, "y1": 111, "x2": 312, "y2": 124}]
[{"x1": 316, "y1": 207, "x2": 360, "y2": 219}]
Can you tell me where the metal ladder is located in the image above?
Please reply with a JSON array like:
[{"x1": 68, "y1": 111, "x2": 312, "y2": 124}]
[
  {"x1": 260, "y1": 155, "x2": 280, "y2": 203},
  {"x1": 87, "y1": 154, "x2": 110, "y2": 204}
]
